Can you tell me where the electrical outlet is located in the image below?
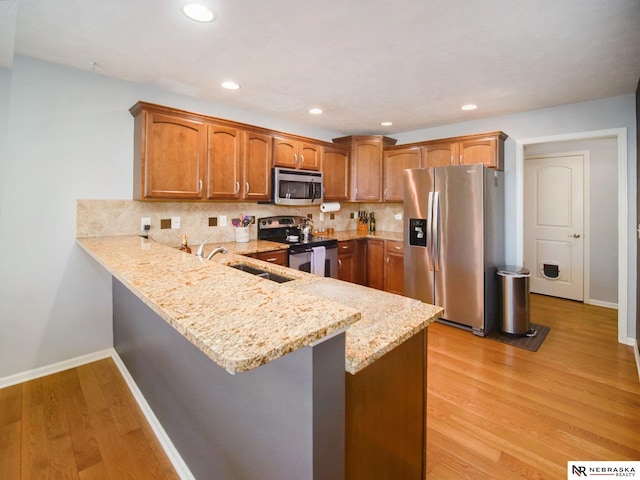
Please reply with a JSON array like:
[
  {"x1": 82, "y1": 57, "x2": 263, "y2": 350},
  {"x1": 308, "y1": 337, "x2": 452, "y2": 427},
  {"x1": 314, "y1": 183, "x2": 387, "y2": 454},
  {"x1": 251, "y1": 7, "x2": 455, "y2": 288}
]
[
  {"x1": 171, "y1": 216, "x2": 180, "y2": 229},
  {"x1": 220, "y1": 215, "x2": 227, "y2": 227},
  {"x1": 394, "y1": 213, "x2": 403, "y2": 221},
  {"x1": 319, "y1": 212, "x2": 324, "y2": 221},
  {"x1": 140, "y1": 217, "x2": 151, "y2": 231}
]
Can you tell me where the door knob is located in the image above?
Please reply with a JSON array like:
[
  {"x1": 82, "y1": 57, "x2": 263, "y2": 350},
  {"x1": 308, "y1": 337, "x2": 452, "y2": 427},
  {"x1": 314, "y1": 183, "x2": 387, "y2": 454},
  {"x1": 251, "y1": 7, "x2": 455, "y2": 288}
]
[{"x1": 568, "y1": 233, "x2": 581, "y2": 238}]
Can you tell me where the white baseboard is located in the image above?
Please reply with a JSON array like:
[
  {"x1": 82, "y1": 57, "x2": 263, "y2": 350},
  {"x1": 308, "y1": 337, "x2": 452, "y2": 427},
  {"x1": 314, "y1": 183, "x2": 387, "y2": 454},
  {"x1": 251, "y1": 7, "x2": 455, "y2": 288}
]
[
  {"x1": 632, "y1": 338, "x2": 640, "y2": 383},
  {"x1": 585, "y1": 299, "x2": 619, "y2": 309},
  {"x1": 0, "y1": 349, "x2": 194, "y2": 480},
  {"x1": 0, "y1": 349, "x2": 114, "y2": 389},
  {"x1": 110, "y1": 352, "x2": 195, "y2": 480}
]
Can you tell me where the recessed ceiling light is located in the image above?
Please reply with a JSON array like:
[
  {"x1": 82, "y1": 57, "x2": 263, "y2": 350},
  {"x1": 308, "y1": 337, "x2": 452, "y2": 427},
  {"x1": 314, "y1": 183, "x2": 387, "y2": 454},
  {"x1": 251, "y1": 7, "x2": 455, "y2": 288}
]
[
  {"x1": 461, "y1": 104, "x2": 478, "y2": 111},
  {"x1": 309, "y1": 108, "x2": 323, "y2": 115},
  {"x1": 182, "y1": 3, "x2": 215, "y2": 22},
  {"x1": 380, "y1": 121, "x2": 393, "y2": 127},
  {"x1": 221, "y1": 81, "x2": 240, "y2": 90}
]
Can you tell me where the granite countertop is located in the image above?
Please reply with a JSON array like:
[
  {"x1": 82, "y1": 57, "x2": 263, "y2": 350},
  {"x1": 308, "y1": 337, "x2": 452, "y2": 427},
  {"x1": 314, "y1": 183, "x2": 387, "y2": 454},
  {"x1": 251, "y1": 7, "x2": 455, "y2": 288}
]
[{"x1": 77, "y1": 233, "x2": 441, "y2": 375}]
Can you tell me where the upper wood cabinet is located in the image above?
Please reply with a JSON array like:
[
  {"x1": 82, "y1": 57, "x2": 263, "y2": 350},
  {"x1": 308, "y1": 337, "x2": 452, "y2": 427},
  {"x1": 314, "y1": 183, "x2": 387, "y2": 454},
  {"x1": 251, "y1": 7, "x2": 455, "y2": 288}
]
[
  {"x1": 422, "y1": 132, "x2": 506, "y2": 170},
  {"x1": 206, "y1": 125, "x2": 272, "y2": 201},
  {"x1": 131, "y1": 106, "x2": 207, "y2": 200},
  {"x1": 382, "y1": 145, "x2": 422, "y2": 202},
  {"x1": 423, "y1": 141, "x2": 458, "y2": 168},
  {"x1": 333, "y1": 135, "x2": 397, "y2": 202},
  {"x1": 243, "y1": 131, "x2": 272, "y2": 201},
  {"x1": 273, "y1": 135, "x2": 321, "y2": 171},
  {"x1": 322, "y1": 144, "x2": 350, "y2": 201},
  {"x1": 206, "y1": 124, "x2": 242, "y2": 200},
  {"x1": 458, "y1": 132, "x2": 506, "y2": 169}
]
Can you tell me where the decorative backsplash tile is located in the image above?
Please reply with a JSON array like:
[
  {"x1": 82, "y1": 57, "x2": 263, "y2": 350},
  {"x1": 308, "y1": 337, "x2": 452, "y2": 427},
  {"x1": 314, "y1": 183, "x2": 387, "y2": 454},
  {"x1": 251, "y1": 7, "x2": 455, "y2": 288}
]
[{"x1": 76, "y1": 200, "x2": 403, "y2": 247}]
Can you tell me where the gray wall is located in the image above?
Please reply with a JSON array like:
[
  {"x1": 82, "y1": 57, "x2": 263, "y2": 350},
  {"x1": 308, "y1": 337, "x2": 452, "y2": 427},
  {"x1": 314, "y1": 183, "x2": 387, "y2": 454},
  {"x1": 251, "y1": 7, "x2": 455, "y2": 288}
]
[
  {"x1": 525, "y1": 138, "x2": 618, "y2": 305},
  {"x1": 0, "y1": 55, "x2": 636, "y2": 379}
]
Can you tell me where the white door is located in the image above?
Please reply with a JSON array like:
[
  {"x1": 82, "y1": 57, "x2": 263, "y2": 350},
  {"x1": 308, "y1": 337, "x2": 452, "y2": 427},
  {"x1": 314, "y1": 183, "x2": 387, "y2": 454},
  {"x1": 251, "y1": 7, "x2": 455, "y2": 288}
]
[{"x1": 524, "y1": 154, "x2": 585, "y2": 301}]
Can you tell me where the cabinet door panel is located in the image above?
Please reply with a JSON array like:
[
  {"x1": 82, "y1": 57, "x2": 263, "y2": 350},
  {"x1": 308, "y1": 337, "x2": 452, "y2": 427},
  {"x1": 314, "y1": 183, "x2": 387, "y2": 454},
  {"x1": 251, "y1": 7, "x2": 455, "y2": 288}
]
[
  {"x1": 354, "y1": 143, "x2": 383, "y2": 201},
  {"x1": 459, "y1": 136, "x2": 499, "y2": 169},
  {"x1": 273, "y1": 136, "x2": 297, "y2": 168},
  {"x1": 299, "y1": 142, "x2": 321, "y2": 170},
  {"x1": 323, "y1": 146, "x2": 349, "y2": 201},
  {"x1": 366, "y1": 239, "x2": 385, "y2": 290},
  {"x1": 383, "y1": 147, "x2": 422, "y2": 202},
  {"x1": 207, "y1": 124, "x2": 241, "y2": 200},
  {"x1": 423, "y1": 142, "x2": 457, "y2": 168},
  {"x1": 144, "y1": 113, "x2": 206, "y2": 199},
  {"x1": 244, "y1": 132, "x2": 272, "y2": 201}
]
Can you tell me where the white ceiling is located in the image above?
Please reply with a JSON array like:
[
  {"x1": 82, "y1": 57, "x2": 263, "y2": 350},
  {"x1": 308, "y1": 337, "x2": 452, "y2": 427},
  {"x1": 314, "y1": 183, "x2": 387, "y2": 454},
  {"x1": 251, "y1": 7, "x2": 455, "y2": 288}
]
[{"x1": 2, "y1": 0, "x2": 639, "y2": 135}]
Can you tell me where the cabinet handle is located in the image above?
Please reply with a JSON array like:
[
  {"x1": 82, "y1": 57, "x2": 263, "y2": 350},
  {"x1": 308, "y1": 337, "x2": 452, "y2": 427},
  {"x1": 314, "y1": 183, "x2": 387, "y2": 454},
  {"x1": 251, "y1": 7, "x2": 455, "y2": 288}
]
[
  {"x1": 384, "y1": 188, "x2": 388, "y2": 200},
  {"x1": 265, "y1": 257, "x2": 277, "y2": 262},
  {"x1": 300, "y1": 154, "x2": 305, "y2": 165},
  {"x1": 235, "y1": 181, "x2": 240, "y2": 194},
  {"x1": 245, "y1": 182, "x2": 250, "y2": 193},
  {"x1": 394, "y1": 246, "x2": 402, "y2": 250},
  {"x1": 459, "y1": 154, "x2": 463, "y2": 163},
  {"x1": 386, "y1": 257, "x2": 390, "y2": 264},
  {"x1": 198, "y1": 179, "x2": 203, "y2": 193},
  {"x1": 338, "y1": 259, "x2": 342, "y2": 268},
  {"x1": 294, "y1": 154, "x2": 298, "y2": 165}
]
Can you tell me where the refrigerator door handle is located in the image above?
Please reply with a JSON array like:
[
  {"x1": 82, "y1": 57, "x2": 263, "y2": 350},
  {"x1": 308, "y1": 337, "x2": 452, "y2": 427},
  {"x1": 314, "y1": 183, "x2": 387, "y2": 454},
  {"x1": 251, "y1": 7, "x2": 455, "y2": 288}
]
[
  {"x1": 433, "y1": 191, "x2": 441, "y2": 272},
  {"x1": 427, "y1": 191, "x2": 434, "y2": 271}
]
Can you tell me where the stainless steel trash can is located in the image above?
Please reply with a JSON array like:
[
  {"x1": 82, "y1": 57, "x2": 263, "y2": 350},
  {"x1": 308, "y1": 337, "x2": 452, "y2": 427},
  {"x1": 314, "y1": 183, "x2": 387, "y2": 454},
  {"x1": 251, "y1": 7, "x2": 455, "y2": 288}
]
[{"x1": 497, "y1": 266, "x2": 530, "y2": 335}]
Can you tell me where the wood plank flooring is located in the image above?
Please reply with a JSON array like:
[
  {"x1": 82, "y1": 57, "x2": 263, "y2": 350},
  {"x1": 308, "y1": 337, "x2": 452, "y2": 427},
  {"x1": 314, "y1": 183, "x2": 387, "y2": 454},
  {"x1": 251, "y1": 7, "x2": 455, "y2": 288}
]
[
  {"x1": 426, "y1": 294, "x2": 640, "y2": 479},
  {"x1": 1, "y1": 294, "x2": 638, "y2": 479},
  {"x1": 0, "y1": 358, "x2": 179, "y2": 480}
]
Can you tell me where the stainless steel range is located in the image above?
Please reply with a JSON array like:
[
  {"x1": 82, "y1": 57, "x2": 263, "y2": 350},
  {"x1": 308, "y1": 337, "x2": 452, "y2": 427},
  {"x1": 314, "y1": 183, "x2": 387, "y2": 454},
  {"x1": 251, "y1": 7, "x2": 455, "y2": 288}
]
[{"x1": 257, "y1": 216, "x2": 338, "y2": 278}]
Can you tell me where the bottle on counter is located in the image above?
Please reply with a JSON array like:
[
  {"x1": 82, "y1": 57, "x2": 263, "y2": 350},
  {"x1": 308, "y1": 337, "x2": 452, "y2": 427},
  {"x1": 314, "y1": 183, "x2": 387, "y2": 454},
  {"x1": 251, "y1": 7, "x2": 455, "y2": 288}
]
[
  {"x1": 369, "y1": 212, "x2": 376, "y2": 232},
  {"x1": 179, "y1": 234, "x2": 192, "y2": 253}
]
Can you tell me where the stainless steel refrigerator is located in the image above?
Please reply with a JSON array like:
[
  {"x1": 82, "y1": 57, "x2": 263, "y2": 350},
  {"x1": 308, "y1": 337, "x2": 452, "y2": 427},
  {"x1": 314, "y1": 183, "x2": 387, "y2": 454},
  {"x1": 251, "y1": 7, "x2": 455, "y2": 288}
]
[{"x1": 403, "y1": 164, "x2": 504, "y2": 336}]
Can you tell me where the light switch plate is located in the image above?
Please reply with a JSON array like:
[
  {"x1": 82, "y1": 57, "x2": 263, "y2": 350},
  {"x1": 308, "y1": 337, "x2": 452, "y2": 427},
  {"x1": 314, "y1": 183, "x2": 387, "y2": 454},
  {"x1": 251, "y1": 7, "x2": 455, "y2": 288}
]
[
  {"x1": 220, "y1": 215, "x2": 227, "y2": 227},
  {"x1": 171, "y1": 216, "x2": 180, "y2": 229},
  {"x1": 394, "y1": 213, "x2": 403, "y2": 221}
]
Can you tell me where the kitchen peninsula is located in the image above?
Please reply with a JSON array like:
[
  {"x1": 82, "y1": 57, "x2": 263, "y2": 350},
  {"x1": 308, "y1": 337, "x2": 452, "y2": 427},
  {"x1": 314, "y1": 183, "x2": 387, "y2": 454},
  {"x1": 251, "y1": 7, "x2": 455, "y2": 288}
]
[{"x1": 77, "y1": 235, "x2": 442, "y2": 480}]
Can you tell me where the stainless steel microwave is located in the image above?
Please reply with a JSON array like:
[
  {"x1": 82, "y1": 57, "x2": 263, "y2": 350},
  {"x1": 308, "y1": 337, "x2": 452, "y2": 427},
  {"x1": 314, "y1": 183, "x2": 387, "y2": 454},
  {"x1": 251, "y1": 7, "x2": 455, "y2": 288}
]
[{"x1": 272, "y1": 167, "x2": 324, "y2": 205}]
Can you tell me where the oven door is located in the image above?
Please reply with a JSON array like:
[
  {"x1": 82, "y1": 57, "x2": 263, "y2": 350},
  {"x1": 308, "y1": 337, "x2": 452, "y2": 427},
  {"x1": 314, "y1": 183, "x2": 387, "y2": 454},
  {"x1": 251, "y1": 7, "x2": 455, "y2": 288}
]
[{"x1": 288, "y1": 245, "x2": 338, "y2": 278}]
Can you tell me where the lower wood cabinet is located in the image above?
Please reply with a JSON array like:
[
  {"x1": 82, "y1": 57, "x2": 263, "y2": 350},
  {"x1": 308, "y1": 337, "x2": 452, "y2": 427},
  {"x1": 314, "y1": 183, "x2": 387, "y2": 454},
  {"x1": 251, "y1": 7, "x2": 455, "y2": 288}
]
[
  {"x1": 244, "y1": 249, "x2": 288, "y2": 267},
  {"x1": 384, "y1": 240, "x2": 404, "y2": 295},
  {"x1": 338, "y1": 239, "x2": 366, "y2": 284}
]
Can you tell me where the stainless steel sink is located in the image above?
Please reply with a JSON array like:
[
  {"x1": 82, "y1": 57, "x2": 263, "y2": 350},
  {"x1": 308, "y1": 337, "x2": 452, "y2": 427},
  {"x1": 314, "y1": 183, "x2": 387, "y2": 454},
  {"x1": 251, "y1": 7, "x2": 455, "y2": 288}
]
[{"x1": 228, "y1": 264, "x2": 293, "y2": 283}]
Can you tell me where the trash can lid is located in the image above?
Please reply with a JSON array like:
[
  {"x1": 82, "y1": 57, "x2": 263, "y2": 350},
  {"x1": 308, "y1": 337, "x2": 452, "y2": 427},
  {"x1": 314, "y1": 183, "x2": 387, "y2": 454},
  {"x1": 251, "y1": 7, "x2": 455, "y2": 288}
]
[{"x1": 497, "y1": 265, "x2": 530, "y2": 277}]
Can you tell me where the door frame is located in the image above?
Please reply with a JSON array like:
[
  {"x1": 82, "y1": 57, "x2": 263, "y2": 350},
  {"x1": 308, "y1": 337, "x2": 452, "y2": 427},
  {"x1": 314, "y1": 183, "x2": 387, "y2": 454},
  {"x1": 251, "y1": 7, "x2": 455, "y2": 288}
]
[
  {"x1": 515, "y1": 128, "x2": 628, "y2": 345},
  {"x1": 524, "y1": 150, "x2": 591, "y2": 303}
]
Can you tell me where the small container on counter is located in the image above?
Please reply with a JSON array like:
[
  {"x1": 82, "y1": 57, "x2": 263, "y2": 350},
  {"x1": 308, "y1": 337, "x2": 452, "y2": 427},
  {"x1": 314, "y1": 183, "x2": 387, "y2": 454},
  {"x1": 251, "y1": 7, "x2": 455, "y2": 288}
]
[{"x1": 179, "y1": 235, "x2": 192, "y2": 253}]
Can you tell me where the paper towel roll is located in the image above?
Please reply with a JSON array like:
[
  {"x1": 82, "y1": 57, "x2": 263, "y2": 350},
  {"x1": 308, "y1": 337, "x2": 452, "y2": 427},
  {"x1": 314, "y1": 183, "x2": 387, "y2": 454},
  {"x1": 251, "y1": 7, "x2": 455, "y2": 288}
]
[{"x1": 320, "y1": 202, "x2": 341, "y2": 213}]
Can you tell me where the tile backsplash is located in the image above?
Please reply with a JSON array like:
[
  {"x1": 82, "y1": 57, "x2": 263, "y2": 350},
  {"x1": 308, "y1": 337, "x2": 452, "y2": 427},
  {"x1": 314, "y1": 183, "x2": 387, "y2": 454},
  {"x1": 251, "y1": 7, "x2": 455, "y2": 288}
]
[{"x1": 77, "y1": 200, "x2": 404, "y2": 247}]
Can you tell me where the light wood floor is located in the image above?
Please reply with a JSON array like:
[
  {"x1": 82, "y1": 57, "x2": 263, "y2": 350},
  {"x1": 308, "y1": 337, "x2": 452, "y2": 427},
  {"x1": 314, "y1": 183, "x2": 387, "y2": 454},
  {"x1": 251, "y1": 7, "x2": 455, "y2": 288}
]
[
  {"x1": 0, "y1": 358, "x2": 179, "y2": 479},
  {"x1": 1, "y1": 295, "x2": 638, "y2": 479},
  {"x1": 427, "y1": 294, "x2": 640, "y2": 479}
]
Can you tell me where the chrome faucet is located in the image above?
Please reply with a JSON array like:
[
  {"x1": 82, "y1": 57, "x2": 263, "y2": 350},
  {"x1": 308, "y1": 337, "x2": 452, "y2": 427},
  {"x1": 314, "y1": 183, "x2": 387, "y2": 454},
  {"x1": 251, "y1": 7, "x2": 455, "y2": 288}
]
[{"x1": 196, "y1": 236, "x2": 228, "y2": 260}]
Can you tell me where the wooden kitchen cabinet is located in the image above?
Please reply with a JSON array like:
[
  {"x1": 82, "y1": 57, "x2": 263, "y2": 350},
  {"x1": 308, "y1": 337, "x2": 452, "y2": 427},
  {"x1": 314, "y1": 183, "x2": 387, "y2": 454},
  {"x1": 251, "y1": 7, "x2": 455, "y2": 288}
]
[
  {"x1": 245, "y1": 249, "x2": 288, "y2": 267},
  {"x1": 273, "y1": 135, "x2": 321, "y2": 171},
  {"x1": 421, "y1": 131, "x2": 507, "y2": 170},
  {"x1": 243, "y1": 131, "x2": 272, "y2": 201},
  {"x1": 333, "y1": 135, "x2": 397, "y2": 202},
  {"x1": 322, "y1": 145, "x2": 350, "y2": 201},
  {"x1": 206, "y1": 124, "x2": 242, "y2": 200},
  {"x1": 366, "y1": 239, "x2": 385, "y2": 290},
  {"x1": 458, "y1": 132, "x2": 506, "y2": 169},
  {"x1": 384, "y1": 240, "x2": 404, "y2": 295},
  {"x1": 423, "y1": 141, "x2": 458, "y2": 168},
  {"x1": 382, "y1": 145, "x2": 422, "y2": 202},
  {"x1": 131, "y1": 105, "x2": 207, "y2": 200},
  {"x1": 339, "y1": 239, "x2": 368, "y2": 285}
]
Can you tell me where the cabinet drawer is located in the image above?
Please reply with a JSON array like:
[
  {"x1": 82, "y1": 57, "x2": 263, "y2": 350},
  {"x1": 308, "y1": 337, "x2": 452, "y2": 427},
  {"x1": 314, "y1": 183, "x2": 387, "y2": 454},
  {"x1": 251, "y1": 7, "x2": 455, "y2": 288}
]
[
  {"x1": 386, "y1": 240, "x2": 404, "y2": 254},
  {"x1": 254, "y1": 250, "x2": 288, "y2": 266},
  {"x1": 338, "y1": 240, "x2": 354, "y2": 254}
]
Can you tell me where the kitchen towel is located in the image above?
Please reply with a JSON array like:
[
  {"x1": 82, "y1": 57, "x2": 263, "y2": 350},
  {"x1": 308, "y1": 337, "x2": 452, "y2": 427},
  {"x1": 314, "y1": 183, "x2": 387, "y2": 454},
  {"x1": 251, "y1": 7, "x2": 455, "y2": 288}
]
[
  {"x1": 311, "y1": 246, "x2": 326, "y2": 276},
  {"x1": 320, "y1": 202, "x2": 341, "y2": 213}
]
